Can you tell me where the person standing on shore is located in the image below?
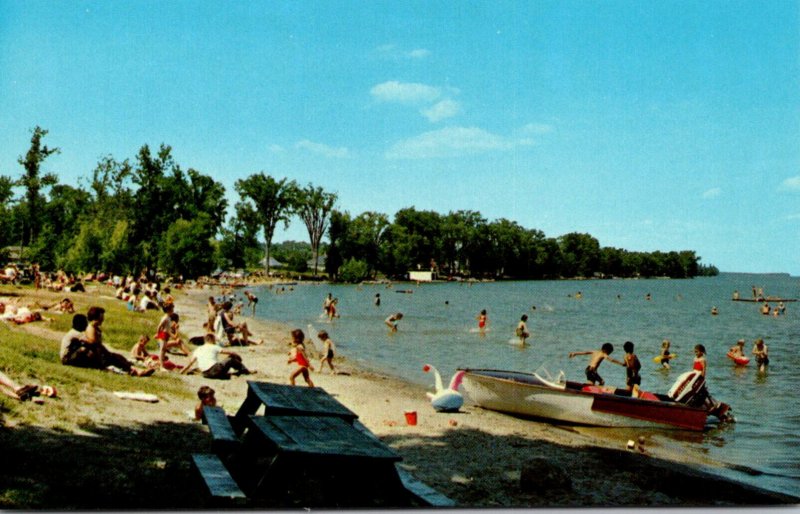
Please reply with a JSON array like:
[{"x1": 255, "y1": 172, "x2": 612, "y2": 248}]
[
  {"x1": 244, "y1": 290, "x2": 258, "y2": 316},
  {"x1": 288, "y1": 328, "x2": 315, "y2": 387},
  {"x1": 317, "y1": 330, "x2": 337, "y2": 375}
]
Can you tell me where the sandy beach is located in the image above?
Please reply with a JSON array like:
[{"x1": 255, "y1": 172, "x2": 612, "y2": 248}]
[{"x1": 2, "y1": 283, "x2": 797, "y2": 508}]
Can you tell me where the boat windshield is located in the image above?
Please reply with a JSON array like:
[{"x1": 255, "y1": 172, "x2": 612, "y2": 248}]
[{"x1": 533, "y1": 365, "x2": 566, "y2": 389}]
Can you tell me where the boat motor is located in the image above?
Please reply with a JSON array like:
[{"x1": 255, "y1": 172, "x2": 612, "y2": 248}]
[{"x1": 668, "y1": 371, "x2": 733, "y2": 422}]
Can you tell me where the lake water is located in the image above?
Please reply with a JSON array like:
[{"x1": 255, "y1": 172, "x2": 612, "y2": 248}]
[{"x1": 245, "y1": 273, "x2": 800, "y2": 497}]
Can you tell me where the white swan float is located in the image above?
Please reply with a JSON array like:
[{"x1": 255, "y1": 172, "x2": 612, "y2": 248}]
[{"x1": 423, "y1": 364, "x2": 465, "y2": 412}]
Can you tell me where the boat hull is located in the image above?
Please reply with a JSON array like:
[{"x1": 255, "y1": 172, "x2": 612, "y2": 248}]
[{"x1": 460, "y1": 369, "x2": 709, "y2": 431}]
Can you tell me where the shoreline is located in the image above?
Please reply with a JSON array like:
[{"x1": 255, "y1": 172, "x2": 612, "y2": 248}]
[
  {"x1": 173, "y1": 286, "x2": 796, "y2": 507},
  {"x1": 2, "y1": 283, "x2": 797, "y2": 507}
]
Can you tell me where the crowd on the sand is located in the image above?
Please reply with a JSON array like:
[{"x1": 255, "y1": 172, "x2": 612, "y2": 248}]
[{"x1": 0, "y1": 270, "x2": 344, "y2": 406}]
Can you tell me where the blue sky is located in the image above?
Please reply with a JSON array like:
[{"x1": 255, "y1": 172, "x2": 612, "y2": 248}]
[{"x1": 1, "y1": 1, "x2": 798, "y2": 275}]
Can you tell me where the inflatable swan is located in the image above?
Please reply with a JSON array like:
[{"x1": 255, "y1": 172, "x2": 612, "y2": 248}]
[{"x1": 423, "y1": 364, "x2": 465, "y2": 412}]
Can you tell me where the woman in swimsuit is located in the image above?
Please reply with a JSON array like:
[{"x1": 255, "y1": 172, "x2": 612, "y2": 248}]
[
  {"x1": 692, "y1": 344, "x2": 707, "y2": 377},
  {"x1": 288, "y1": 329, "x2": 315, "y2": 387}
]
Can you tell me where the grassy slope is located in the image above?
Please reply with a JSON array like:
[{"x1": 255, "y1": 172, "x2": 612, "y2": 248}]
[{"x1": 0, "y1": 284, "x2": 210, "y2": 509}]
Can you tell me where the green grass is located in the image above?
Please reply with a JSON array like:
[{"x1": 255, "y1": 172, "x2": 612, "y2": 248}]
[{"x1": 0, "y1": 284, "x2": 213, "y2": 509}]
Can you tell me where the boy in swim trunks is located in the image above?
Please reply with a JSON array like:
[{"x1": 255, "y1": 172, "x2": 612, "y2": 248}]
[
  {"x1": 622, "y1": 341, "x2": 641, "y2": 397},
  {"x1": 568, "y1": 343, "x2": 624, "y2": 386}
]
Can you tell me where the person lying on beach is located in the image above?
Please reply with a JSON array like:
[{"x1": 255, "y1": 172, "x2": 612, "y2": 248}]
[
  {"x1": 194, "y1": 385, "x2": 217, "y2": 421},
  {"x1": 0, "y1": 370, "x2": 40, "y2": 401},
  {"x1": 181, "y1": 333, "x2": 253, "y2": 379},
  {"x1": 385, "y1": 312, "x2": 403, "y2": 332},
  {"x1": 288, "y1": 329, "x2": 314, "y2": 387},
  {"x1": 10, "y1": 310, "x2": 49, "y2": 324},
  {"x1": 569, "y1": 343, "x2": 624, "y2": 386}
]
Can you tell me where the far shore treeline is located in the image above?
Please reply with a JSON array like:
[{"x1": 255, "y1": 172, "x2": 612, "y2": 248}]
[{"x1": 1, "y1": 127, "x2": 718, "y2": 282}]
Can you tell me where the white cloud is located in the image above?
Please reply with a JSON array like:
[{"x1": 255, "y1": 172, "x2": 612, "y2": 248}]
[
  {"x1": 787, "y1": 213, "x2": 800, "y2": 220},
  {"x1": 421, "y1": 99, "x2": 461, "y2": 122},
  {"x1": 386, "y1": 126, "x2": 531, "y2": 159},
  {"x1": 268, "y1": 144, "x2": 285, "y2": 153},
  {"x1": 520, "y1": 123, "x2": 554, "y2": 135},
  {"x1": 370, "y1": 81, "x2": 441, "y2": 105},
  {"x1": 702, "y1": 187, "x2": 722, "y2": 199},
  {"x1": 780, "y1": 175, "x2": 800, "y2": 191},
  {"x1": 375, "y1": 44, "x2": 431, "y2": 60},
  {"x1": 295, "y1": 140, "x2": 351, "y2": 159}
]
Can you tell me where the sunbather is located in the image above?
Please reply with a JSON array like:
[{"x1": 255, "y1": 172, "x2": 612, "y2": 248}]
[{"x1": 0, "y1": 370, "x2": 39, "y2": 401}]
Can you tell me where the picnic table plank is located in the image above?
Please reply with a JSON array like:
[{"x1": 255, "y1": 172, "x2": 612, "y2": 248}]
[
  {"x1": 232, "y1": 381, "x2": 358, "y2": 435},
  {"x1": 248, "y1": 415, "x2": 401, "y2": 461}
]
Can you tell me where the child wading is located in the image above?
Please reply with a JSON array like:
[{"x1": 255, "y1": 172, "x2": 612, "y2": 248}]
[{"x1": 569, "y1": 343, "x2": 624, "y2": 386}]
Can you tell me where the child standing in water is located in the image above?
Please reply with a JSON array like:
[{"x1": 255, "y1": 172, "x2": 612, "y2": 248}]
[
  {"x1": 477, "y1": 309, "x2": 488, "y2": 335},
  {"x1": 752, "y1": 338, "x2": 769, "y2": 372},
  {"x1": 385, "y1": 312, "x2": 403, "y2": 332},
  {"x1": 622, "y1": 341, "x2": 642, "y2": 397},
  {"x1": 692, "y1": 344, "x2": 707, "y2": 376},
  {"x1": 515, "y1": 315, "x2": 530, "y2": 345},
  {"x1": 659, "y1": 339, "x2": 673, "y2": 369},
  {"x1": 288, "y1": 329, "x2": 315, "y2": 387},
  {"x1": 317, "y1": 330, "x2": 337, "y2": 374},
  {"x1": 569, "y1": 343, "x2": 624, "y2": 386}
]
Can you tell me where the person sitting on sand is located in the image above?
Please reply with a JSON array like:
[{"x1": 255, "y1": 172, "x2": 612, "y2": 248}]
[
  {"x1": 569, "y1": 343, "x2": 624, "y2": 386},
  {"x1": 317, "y1": 330, "x2": 336, "y2": 375},
  {"x1": 181, "y1": 333, "x2": 253, "y2": 379},
  {"x1": 158, "y1": 312, "x2": 191, "y2": 362},
  {"x1": 288, "y1": 328, "x2": 314, "y2": 387},
  {"x1": 385, "y1": 312, "x2": 403, "y2": 332},
  {"x1": 130, "y1": 335, "x2": 151, "y2": 362},
  {"x1": 752, "y1": 338, "x2": 769, "y2": 372},
  {"x1": 622, "y1": 341, "x2": 641, "y2": 398},
  {"x1": 729, "y1": 339, "x2": 746, "y2": 359},
  {"x1": 194, "y1": 385, "x2": 217, "y2": 421},
  {"x1": 0, "y1": 370, "x2": 40, "y2": 401},
  {"x1": 216, "y1": 301, "x2": 263, "y2": 346},
  {"x1": 83, "y1": 306, "x2": 154, "y2": 377}
]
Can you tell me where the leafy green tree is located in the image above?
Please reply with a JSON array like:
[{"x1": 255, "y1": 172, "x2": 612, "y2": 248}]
[
  {"x1": 235, "y1": 173, "x2": 299, "y2": 276},
  {"x1": 325, "y1": 210, "x2": 351, "y2": 279},
  {"x1": 440, "y1": 210, "x2": 487, "y2": 276},
  {"x1": 391, "y1": 208, "x2": 443, "y2": 271},
  {"x1": 558, "y1": 232, "x2": 601, "y2": 278},
  {"x1": 338, "y1": 258, "x2": 370, "y2": 283},
  {"x1": 296, "y1": 184, "x2": 337, "y2": 276},
  {"x1": 219, "y1": 201, "x2": 261, "y2": 269},
  {"x1": 0, "y1": 175, "x2": 16, "y2": 248},
  {"x1": 158, "y1": 216, "x2": 216, "y2": 279},
  {"x1": 17, "y1": 126, "x2": 59, "y2": 246}
]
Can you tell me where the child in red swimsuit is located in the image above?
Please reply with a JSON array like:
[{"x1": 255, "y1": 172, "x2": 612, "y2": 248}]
[
  {"x1": 692, "y1": 344, "x2": 707, "y2": 376},
  {"x1": 288, "y1": 329, "x2": 315, "y2": 387}
]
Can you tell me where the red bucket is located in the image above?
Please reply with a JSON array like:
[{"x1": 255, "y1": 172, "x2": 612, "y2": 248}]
[{"x1": 404, "y1": 410, "x2": 418, "y2": 426}]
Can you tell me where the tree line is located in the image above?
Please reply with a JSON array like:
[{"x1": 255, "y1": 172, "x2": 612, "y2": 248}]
[{"x1": 1, "y1": 126, "x2": 718, "y2": 282}]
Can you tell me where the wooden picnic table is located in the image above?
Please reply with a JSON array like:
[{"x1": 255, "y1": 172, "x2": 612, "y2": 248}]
[
  {"x1": 232, "y1": 381, "x2": 357, "y2": 434},
  {"x1": 240, "y1": 414, "x2": 406, "y2": 506}
]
